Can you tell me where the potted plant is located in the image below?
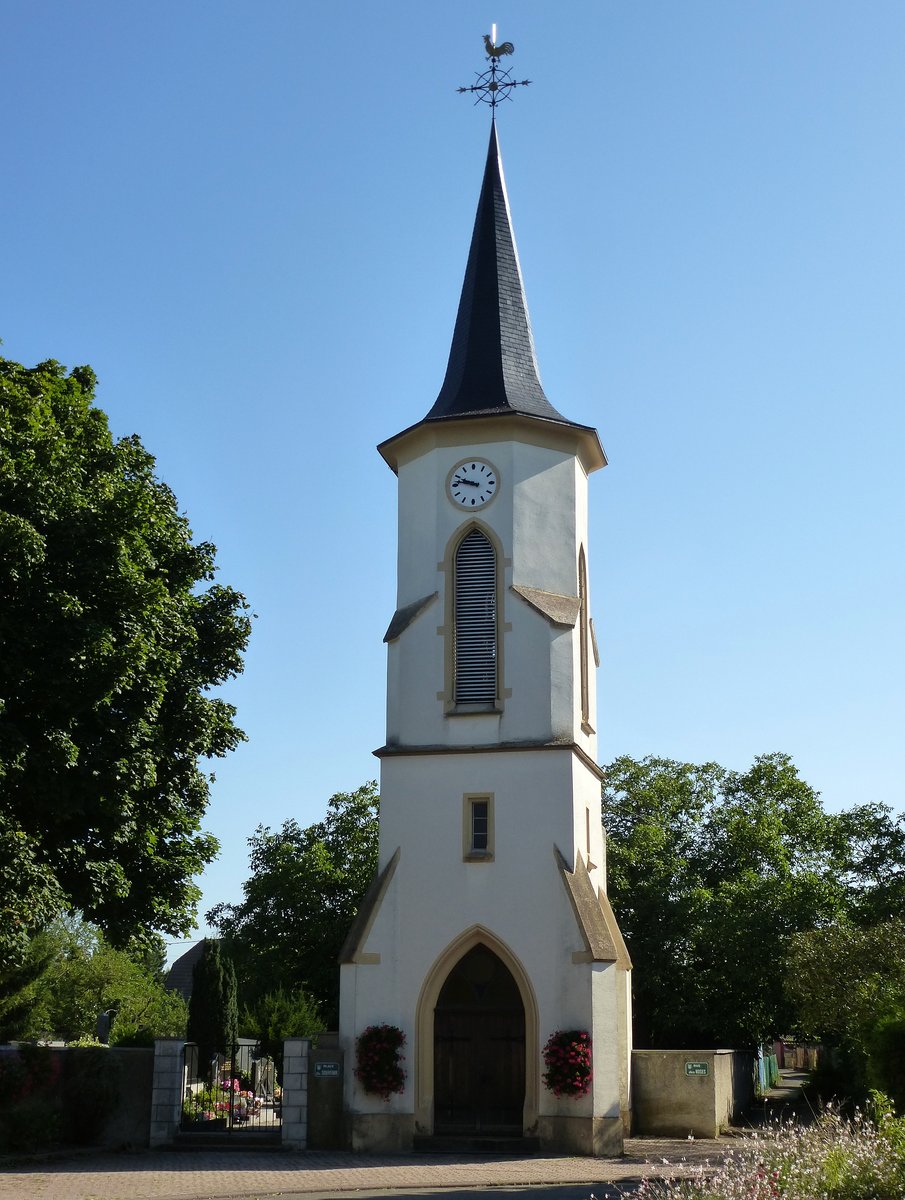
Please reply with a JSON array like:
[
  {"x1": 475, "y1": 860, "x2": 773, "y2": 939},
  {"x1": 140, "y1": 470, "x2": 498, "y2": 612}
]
[
  {"x1": 354, "y1": 1024, "x2": 406, "y2": 1100},
  {"x1": 542, "y1": 1029, "x2": 592, "y2": 1098}
]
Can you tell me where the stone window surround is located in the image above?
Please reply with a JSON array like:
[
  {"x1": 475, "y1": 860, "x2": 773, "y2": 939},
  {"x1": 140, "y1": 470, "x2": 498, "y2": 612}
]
[
  {"x1": 462, "y1": 791, "x2": 495, "y2": 861},
  {"x1": 437, "y1": 519, "x2": 512, "y2": 715}
]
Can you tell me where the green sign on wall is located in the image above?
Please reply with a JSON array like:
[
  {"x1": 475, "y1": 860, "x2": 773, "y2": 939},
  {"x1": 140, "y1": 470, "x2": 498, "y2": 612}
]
[
  {"x1": 685, "y1": 1061, "x2": 709, "y2": 1076},
  {"x1": 314, "y1": 1061, "x2": 341, "y2": 1078}
]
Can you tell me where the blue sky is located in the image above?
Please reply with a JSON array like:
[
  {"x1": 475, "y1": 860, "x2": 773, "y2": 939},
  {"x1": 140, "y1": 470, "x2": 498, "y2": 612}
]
[{"x1": 3, "y1": 2, "x2": 904, "y2": 962}]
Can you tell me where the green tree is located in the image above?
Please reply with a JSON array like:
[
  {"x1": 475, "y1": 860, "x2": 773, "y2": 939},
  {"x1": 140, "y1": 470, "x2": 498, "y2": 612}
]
[
  {"x1": 18, "y1": 918, "x2": 187, "y2": 1043},
  {"x1": 0, "y1": 931, "x2": 57, "y2": 1042},
  {"x1": 2, "y1": 917, "x2": 186, "y2": 1043},
  {"x1": 0, "y1": 819, "x2": 63, "y2": 975},
  {"x1": 123, "y1": 932, "x2": 169, "y2": 983},
  {"x1": 831, "y1": 803, "x2": 905, "y2": 925},
  {"x1": 208, "y1": 782, "x2": 379, "y2": 1022},
  {"x1": 869, "y1": 1017, "x2": 905, "y2": 1113},
  {"x1": 787, "y1": 920, "x2": 905, "y2": 1051},
  {"x1": 787, "y1": 919, "x2": 905, "y2": 1104},
  {"x1": 0, "y1": 354, "x2": 251, "y2": 961},
  {"x1": 602, "y1": 753, "x2": 905, "y2": 1048},
  {"x1": 187, "y1": 938, "x2": 237, "y2": 1061},
  {"x1": 239, "y1": 987, "x2": 324, "y2": 1073},
  {"x1": 601, "y1": 755, "x2": 722, "y2": 1047}
]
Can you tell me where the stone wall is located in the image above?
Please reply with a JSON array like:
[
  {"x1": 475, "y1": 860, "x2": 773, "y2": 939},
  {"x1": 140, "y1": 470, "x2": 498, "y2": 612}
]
[
  {"x1": 632, "y1": 1049, "x2": 754, "y2": 1137},
  {"x1": 0, "y1": 1044, "x2": 154, "y2": 1152},
  {"x1": 102, "y1": 1047, "x2": 154, "y2": 1147}
]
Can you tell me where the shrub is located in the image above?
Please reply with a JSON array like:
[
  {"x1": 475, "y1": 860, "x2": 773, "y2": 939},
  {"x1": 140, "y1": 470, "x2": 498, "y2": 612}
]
[
  {"x1": 183, "y1": 1084, "x2": 230, "y2": 1125},
  {"x1": 0, "y1": 1096, "x2": 61, "y2": 1153},
  {"x1": 238, "y1": 986, "x2": 324, "y2": 1079},
  {"x1": 869, "y1": 1017, "x2": 905, "y2": 1115},
  {"x1": 109, "y1": 1024, "x2": 155, "y2": 1048},
  {"x1": 0, "y1": 1046, "x2": 61, "y2": 1152}
]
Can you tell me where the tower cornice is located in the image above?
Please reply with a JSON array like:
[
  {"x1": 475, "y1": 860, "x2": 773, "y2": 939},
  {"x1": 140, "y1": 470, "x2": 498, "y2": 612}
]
[
  {"x1": 378, "y1": 410, "x2": 606, "y2": 476},
  {"x1": 373, "y1": 738, "x2": 605, "y2": 782}
]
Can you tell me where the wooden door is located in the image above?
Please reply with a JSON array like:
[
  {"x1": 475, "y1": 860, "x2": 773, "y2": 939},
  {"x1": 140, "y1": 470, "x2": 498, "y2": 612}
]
[{"x1": 433, "y1": 946, "x2": 525, "y2": 1134}]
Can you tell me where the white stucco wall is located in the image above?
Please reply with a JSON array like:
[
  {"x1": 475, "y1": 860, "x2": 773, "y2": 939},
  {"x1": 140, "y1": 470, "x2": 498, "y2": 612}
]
[
  {"x1": 342, "y1": 416, "x2": 629, "y2": 1150},
  {"x1": 340, "y1": 748, "x2": 623, "y2": 1127},
  {"x1": 385, "y1": 436, "x2": 596, "y2": 752}
]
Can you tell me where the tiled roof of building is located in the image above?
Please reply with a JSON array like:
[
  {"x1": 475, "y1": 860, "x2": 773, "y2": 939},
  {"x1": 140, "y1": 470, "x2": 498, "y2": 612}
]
[{"x1": 164, "y1": 939, "x2": 205, "y2": 1003}]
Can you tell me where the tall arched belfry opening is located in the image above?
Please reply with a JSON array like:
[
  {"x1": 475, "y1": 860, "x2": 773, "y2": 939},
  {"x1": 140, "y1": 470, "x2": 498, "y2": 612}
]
[{"x1": 338, "y1": 117, "x2": 632, "y2": 1156}]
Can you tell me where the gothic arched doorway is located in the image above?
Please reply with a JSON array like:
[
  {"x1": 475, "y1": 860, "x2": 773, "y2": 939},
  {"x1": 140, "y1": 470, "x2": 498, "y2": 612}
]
[{"x1": 433, "y1": 944, "x2": 526, "y2": 1134}]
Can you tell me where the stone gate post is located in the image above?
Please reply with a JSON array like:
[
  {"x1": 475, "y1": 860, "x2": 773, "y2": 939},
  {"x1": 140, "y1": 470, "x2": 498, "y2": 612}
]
[
  {"x1": 281, "y1": 1038, "x2": 310, "y2": 1149},
  {"x1": 150, "y1": 1038, "x2": 185, "y2": 1147}
]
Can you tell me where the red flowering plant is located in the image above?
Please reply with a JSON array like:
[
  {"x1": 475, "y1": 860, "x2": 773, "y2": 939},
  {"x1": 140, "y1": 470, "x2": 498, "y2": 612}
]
[
  {"x1": 354, "y1": 1024, "x2": 406, "y2": 1100},
  {"x1": 542, "y1": 1029, "x2": 592, "y2": 1098}
]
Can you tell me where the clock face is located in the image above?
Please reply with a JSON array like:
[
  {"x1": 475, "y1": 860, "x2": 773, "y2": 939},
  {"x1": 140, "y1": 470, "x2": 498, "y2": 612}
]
[{"x1": 448, "y1": 459, "x2": 499, "y2": 508}]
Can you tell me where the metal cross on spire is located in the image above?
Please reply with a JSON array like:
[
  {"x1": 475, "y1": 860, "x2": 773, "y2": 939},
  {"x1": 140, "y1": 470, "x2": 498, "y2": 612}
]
[{"x1": 456, "y1": 26, "x2": 531, "y2": 112}]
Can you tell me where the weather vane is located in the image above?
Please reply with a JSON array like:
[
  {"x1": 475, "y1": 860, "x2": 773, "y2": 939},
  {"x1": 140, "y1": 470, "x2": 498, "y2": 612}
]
[{"x1": 456, "y1": 26, "x2": 531, "y2": 112}]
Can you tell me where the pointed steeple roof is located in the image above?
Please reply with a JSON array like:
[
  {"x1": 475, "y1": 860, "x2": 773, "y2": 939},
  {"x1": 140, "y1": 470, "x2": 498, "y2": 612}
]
[
  {"x1": 424, "y1": 121, "x2": 570, "y2": 425},
  {"x1": 378, "y1": 121, "x2": 606, "y2": 475}
]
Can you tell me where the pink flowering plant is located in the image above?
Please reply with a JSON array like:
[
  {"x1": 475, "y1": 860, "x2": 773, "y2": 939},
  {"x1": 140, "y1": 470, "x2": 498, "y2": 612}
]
[
  {"x1": 542, "y1": 1029, "x2": 592, "y2": 1098},
  {"x1": 227, "y1": 1077, "x2": 261, "y2": 1123},
  {"x1": 355, "y1": 1024, "x2": 406, "y2": 1100}
]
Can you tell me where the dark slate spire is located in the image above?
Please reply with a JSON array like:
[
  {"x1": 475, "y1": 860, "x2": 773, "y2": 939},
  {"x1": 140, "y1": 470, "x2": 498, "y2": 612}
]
[{"x1": 424, "y1": 121, "x2": 570, "y2": 425}]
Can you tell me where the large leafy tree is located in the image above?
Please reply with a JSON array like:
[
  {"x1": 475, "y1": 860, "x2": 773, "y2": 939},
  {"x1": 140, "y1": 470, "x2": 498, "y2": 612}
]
[
  {"x1": 0, "y1": 355, "x2": 251, "y2": 962},
  {"x1": 830, "y1": 803, "x2": 905, "y2": 925},
  {"x1": 601, "y1": 755, "x2": 723, "y2": 1047},
  {"x1": 208, "y1": 782, "x2": 379, "y2": 1022},
  {"x1": 0, "y1": 931, "x2": 58, "y2": 1042},
  {"x1": 787, "y1": 919, "x2": 905, "y2": 1104},
  {"x1": 602, "y1": 752, "x2": 905, "y2": 1048},
  {"x1": 787, "y1": 920, "x2": 905, "y2": 1053}
]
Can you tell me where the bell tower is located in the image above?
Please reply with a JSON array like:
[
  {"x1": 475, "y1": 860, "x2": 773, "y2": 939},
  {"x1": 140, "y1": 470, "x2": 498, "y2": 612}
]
[{"x1": 338, "y1": 113, "x2": 632, "y2": 1156}]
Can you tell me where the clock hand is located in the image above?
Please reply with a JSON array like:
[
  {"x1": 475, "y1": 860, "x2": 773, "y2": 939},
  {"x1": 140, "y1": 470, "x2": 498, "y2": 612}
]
[{"x1": 455, "y1": 477, "x2": 480, "y2": 487}]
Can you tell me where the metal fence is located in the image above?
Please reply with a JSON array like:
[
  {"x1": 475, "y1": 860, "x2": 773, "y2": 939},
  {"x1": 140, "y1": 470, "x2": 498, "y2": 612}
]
[{"x1": 181, "y1": 1041, "x2": 281, "y2": 1135}]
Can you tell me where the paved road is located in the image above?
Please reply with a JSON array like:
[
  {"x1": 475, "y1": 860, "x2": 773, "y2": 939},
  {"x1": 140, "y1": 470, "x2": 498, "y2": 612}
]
[
  {"x1": 0, "y1": 1138, "x2": 729, "y2": 1200},
  {"x1": 3, "y1": 1069, "x2": 811, "y2": 1200}
]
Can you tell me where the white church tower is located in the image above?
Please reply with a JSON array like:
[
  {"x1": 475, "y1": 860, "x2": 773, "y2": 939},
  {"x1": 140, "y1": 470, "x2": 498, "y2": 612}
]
[{"x1": 339, "y1": 120, "x2": 632, "y2": 1156}]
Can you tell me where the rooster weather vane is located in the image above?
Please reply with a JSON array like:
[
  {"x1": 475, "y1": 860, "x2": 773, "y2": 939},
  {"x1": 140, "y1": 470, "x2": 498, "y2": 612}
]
[{"x1": 457, "y1": 28, "x2": 531, "y2": 112}]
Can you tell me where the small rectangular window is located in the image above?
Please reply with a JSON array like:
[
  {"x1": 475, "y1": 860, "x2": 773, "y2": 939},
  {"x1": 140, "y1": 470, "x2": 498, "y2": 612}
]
[
  {"x1": 463, "y1": 793, "x2": 494, "y2": 861},
  {"x1": 472, "y1": 800, "x2": 489, "y2": 851}
]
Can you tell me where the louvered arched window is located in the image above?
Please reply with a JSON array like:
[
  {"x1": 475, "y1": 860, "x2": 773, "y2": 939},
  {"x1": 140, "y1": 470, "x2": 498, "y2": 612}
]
[{"x1": 454, "y1": 528, "x2": 497, "y2": 704}]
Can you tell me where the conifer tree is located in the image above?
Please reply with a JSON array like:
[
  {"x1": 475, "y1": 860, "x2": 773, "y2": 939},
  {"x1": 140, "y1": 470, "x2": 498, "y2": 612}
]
[{"x1": 187, "y1": 939, "x2": 237, "y2": 1062}]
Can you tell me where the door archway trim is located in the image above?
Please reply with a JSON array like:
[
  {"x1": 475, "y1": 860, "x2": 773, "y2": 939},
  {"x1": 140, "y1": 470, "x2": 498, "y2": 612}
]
[{"x1": 414, "y1": 925, "x2": 539, "y2": 1135}]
